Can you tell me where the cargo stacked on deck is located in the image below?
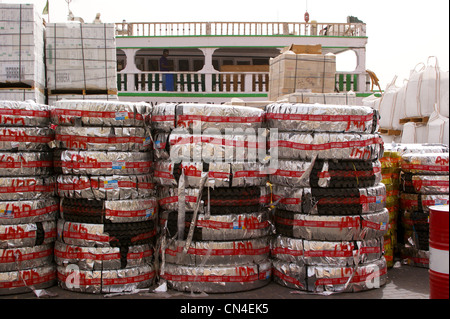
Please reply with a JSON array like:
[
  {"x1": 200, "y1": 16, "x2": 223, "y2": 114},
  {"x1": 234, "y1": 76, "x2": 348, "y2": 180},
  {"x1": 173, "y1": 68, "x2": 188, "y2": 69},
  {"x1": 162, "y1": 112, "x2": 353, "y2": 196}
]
[
  {"x1": 45, "y1": 22, "x2": 118, "y2": 103},
  {"x1": 0, "y1": 100, "x2": 57, "y2": 295},
  {"x1": 396, "y1": 145, "x2": 449, "y2": 268},
  {"x1": 50, "y1": 100, "x2": 158, "y2": 294},
  {"x1": 0, "y1": 4, "x2": 46, "y2": 104},
  {"x1": 152, "y1": 103, "x2": 272, "y2": 293},
  {"x1": 268, "y1": 50, "x2": 336, "y2": 102},
  {"x1": 265, "y1": 103, "x2": 390, "y2": 293}
]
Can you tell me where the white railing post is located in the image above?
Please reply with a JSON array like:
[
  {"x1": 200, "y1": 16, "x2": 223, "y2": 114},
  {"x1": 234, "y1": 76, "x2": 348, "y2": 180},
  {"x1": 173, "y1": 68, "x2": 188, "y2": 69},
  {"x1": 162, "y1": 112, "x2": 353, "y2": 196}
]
[{"x1": 244, "y1": 73, "x2": 252, "y2": 93}]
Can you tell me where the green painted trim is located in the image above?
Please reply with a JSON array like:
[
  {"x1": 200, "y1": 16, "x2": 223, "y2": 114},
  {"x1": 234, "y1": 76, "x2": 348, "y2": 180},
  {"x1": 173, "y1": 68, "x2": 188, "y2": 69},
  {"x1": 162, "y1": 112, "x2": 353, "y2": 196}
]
[
  {"x1": 119, "y1": 35, "x2": 367, "y2": 39},
  {"x1": 117, "y1": 45, "x2": 352, "y2": 50},
  {"x1": 118, "y1": 92, "x2": 268, "y2": 98},
  {"x1": 356, "y1": 92, "x2": 382, "y2": 97}
]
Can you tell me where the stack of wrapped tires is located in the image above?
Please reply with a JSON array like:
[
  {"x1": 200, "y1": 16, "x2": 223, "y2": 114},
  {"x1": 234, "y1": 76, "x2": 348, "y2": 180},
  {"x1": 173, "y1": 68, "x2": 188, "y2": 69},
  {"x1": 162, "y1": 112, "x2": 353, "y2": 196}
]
[
  {"x1": 265, "y1": 103, "x2": 390, "y2": 293},
  {"x1": 0, "y1": 100, "x2": 57, "y2": 295},
  {"x1": 397, "y1": 144, "x2": 449, "y2": 267},
  {"x1": 51, "y1": 100, "x2": 158, "y2": 294},
  {"x1": 152, "y1": 103, "x2": 272, "y2": 293}
]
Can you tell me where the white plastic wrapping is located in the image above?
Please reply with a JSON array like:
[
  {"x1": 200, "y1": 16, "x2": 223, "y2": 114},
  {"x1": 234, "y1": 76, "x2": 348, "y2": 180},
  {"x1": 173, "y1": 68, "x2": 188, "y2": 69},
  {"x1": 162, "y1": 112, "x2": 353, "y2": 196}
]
[
  {"x1": 54, "y1": 126, "x2": 151, "y2": 152},
  {"x1": 266, "y1": 103, "x2": 378, "y2": 133},
  {"x1": 56, "y1": 174, "x2": 155, "y2": 200},
  {"x1": 56, "y1": 150, "x2": 152, "y2": 176},
  {"x1": 0, "y1": 100, "x2": 50, "y2": 127},
  {"x1": 271, "y1": 131, "x2": 383, "y2": 161},
  {"x1": 51, "y1": 100, "x2": 152, "y2": 127},
  {"x1": 161, "y1": 259, "x2": 271, "y2": 293},
  {"x1": 57, "y1": 263, "x2": 155, "y2": 294}
]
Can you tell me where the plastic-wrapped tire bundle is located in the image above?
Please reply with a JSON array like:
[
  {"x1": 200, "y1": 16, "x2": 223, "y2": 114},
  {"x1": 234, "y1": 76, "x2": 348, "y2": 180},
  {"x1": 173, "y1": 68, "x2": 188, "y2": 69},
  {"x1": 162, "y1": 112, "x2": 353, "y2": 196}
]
[
  {"x1": 0, "y1": 100, "x2": 57, "y2": 295},
  {"x1": 153, "y1": 103, "x2": 272, "y2": 293},
  {"x1": 397, "y1": 149, "x2": 449, "y2": 267},
  {"x1": 51, "y1": 100, "x2": 157, "y2": 294},
  {"x1": 266, "y1": 103, "x2": 388, "y2": 294}
]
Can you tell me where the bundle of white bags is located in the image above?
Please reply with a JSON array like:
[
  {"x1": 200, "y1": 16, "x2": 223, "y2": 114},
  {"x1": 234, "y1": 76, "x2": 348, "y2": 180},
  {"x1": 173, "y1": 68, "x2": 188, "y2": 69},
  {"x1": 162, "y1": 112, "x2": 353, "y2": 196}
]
[{"x1": 364, "y1": 56, "x2": 449, "y2": 146}]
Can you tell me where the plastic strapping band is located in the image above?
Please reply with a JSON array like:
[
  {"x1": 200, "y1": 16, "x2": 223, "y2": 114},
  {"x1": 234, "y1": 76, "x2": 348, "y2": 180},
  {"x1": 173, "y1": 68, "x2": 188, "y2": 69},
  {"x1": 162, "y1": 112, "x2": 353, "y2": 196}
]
[
  {"x1": 177, "y1": 170, "x2": 186, "y2": 241},
  {"x1": 183, "y1": 172, "x2": 208, "y2": 254},
  {"x1": 269, "y1": 155, "x2": 318, "y2": 209},
  {"x1": 80, "y1": 24, "x2": 87, "y2": 92},
  {"x1": 18, "y1": 4, "x2": 22, "y2": 83},
  {"x1": 352, "y1": 162, "x2": 359, "y2": 186}
]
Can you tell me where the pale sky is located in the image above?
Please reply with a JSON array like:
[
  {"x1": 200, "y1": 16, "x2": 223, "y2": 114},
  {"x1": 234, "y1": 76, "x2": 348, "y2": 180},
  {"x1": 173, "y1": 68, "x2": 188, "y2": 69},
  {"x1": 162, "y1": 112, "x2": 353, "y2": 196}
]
[{"x1": 2, "y1": 0, "x2": 449, "y2": 90}]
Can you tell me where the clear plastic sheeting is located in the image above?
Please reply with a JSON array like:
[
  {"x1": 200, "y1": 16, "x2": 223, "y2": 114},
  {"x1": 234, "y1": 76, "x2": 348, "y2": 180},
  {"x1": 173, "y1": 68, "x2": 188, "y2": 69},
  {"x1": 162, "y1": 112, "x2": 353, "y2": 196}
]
[
  {"x1": 271, "y1": 235, "x2": 384, "y2": 267},
  {"x1": 54, "y1": 126, "x2": 151, "y2": 152},
  {"x1": 273, "y1": 257, "x2": 388, "y2": 293},
  {"x1": 51, "y1": 100, "x2": 152, "y2": 127},
  {"x1": 56, "y1": 264, "x2": 155, "y2": 294},
  {"x1": 0, "y1": 152, "x2": 53, "y2": 176},
  {"x1": 0, "y1": 100, "x2": 50, "y2": 127},
  {"x1": 0, "y1": 265, "x2": 56, "y2": 296},
  {"x1": 161, "y1": 259, "x2": 271, "y2": 293},
  {"x1": 0, "y1": 176, "x2": 56, "y2": 201},
  {"x1": 274, "y1": 209, "x2": 389, "y2": 241},
  {"x1": 271, "y1": 132, "x2": 384, "y2": 161},
  {"x1": 160, "y1": 211, "x2": 271, "y2": 241},
  {"x1": 400, "y1": 152, "x2": 449, "y2": 175},
  {"x1": 0, "y1": 127, "x2": 53, "y2": 151},
  {"x1": 0, "y1": 244, "x2": 54, "y2": 272},
  {"x1": 0, "y1": 220, "x2": 56, "y2": 249},
  {"x1": 54, "y1": 241, "x2": 154, "y2": 271},
  {"x1": 56, "y1": 219, "x2": 156, "y2": 248},
  {"x1": 57, "y1": 150, "x2": 152, "y2": 176},
  {"x1": 163, "y1": 237, "x2": 270, "y2": 266},
  {"x1": 266, "y1": 103, "x2": 379, "y2": 134},
  {"x1": 56, "y1": 174, "x2": 155, "y2": 200},
  {"x1": 152, "y1": 103, "x2": 265, "y2": 133},
  {"x1": 0, "y1": 198, "x2": 58, "y2": 225}
]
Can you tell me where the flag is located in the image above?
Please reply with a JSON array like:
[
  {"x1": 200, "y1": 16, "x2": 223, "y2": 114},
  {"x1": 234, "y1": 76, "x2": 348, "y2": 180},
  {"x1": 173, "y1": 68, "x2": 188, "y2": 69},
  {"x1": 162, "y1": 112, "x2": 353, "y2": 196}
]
[{"x1": 42, "y1": 0, "x2": 49, "y2": 15}]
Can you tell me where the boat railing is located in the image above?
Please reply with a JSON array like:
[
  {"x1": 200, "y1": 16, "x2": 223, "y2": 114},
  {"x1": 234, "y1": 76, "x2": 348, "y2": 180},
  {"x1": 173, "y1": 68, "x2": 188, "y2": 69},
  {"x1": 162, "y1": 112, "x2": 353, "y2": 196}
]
[
  {"x1": 117, "y1": 70, "x2": 369, "y2": 95},
  {"x1": 115, "y1": 22, "x2": 366, "y2": 37}
]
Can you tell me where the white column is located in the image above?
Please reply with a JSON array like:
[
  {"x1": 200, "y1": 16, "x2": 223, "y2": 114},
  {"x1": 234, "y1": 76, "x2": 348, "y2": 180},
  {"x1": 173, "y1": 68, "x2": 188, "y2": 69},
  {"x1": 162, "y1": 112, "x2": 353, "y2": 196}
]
[
  {"x1": 198, "y1": 48, "x2": 218, "y2": 93},
  {"x1": 353, "y1": 48, "x2": 367, "y2": 92},
  {"x1": 119, "y1": 49, "x2": 139, "y2": 92}
]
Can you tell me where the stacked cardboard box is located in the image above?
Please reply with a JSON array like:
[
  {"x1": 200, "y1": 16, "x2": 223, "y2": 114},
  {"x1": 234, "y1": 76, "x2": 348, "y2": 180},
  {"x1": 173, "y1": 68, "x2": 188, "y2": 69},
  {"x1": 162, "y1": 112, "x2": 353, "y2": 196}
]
[
  {"x1": 0, "y1": 4, "x2": 45, "y2": 102},
  {"x1": 45, "y1": 22, "x2": 117, "y2": 93},
  {"x1": 268, "y1": 51, "x2": 336, "y2": 101}
]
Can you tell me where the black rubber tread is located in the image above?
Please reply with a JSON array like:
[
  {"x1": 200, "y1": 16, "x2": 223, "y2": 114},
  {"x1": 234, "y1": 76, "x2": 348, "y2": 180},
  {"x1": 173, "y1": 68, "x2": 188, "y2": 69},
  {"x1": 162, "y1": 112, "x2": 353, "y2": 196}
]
[
  {"x1": 61, "y1": 198, "x2": 104, "y2": 224},
  {"x1": 35, "y1": 222, "x2": 45, "y2": 246},
  {"x1": 201, "y1": 187, "x2": 261, "y2": 207},
  {"x1": 400, "y1": 173, "x2": 416, "y2": 193},
  {"x1": 163, "y1": 211, "x2": 201, "y2": 241},
  {"x1": 401, "y1": 210, "x2": 429, "y2": 232},
  {"x1": 304, "y1": 187, "x2": 362, "y2": 215},
  {"x1": 104, "y1": 220, "x2": 157, "y2": 247},
  {"x1": 273, "y1": 209, "x2": 296, "y2": 238},
  {"x1": 403, "y1": 230, "x2": 430, "y2": 251},
  {"x1": 310, "y1": 160, "x2": 377, "y2": 189},
  {"x1": 208, "y1": 205, "x2": 260, "y2": 215}
]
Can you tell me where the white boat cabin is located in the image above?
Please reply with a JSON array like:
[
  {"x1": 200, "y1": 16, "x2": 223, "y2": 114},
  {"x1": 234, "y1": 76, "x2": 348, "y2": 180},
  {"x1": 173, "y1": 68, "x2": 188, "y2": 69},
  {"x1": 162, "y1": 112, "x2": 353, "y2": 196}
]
[{"x1": 114, "y1": 20, "x2": 371, "y2": 105}]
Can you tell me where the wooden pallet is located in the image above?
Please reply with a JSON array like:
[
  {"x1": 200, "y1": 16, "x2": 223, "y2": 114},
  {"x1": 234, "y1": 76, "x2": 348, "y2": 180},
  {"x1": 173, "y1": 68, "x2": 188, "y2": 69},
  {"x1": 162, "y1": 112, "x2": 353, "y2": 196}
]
[
  {"x1": 399, "y1": 116, "x2": 429, "y2": 125},
  {"x1": 378, "y1": 128, "x2": 402, "y2": 136},
  {"x1": 47, "y1": 89, "x2": 118, "y2": 96},
  {"x1": 0, "y1": 85, "x2": 46, "y2": 94}
]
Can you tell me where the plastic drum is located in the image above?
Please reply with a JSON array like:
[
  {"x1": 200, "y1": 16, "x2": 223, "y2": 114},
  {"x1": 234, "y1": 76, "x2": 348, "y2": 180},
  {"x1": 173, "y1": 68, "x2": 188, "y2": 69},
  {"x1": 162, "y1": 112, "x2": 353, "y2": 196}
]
[{"x1": 429, "y1": 205, "x2": 449, "y2": 299}]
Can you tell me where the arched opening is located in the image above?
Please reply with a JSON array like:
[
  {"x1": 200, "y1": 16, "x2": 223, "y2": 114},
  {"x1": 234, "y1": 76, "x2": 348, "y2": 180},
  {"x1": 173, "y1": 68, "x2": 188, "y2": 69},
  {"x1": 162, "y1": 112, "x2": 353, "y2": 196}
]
[
  {"x1": 134, "y1": 48, "x2": 205, "y2": 72},
  {"x1": 335, "y1": 50, "x2": 357, "y2": 72},
  {"x1": 212, "y1": 47, "x2": 280, "y2": 71},
  {"x1": 116, "y1": 49, "x2": 126, "y2": 72}
]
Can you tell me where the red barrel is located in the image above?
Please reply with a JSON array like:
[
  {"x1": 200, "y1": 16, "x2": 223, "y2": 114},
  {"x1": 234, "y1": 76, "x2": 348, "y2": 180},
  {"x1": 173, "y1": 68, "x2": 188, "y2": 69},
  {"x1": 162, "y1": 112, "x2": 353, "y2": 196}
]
[{"x1": 429, "y1": 205, "x2": 449, "y2": 299}]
